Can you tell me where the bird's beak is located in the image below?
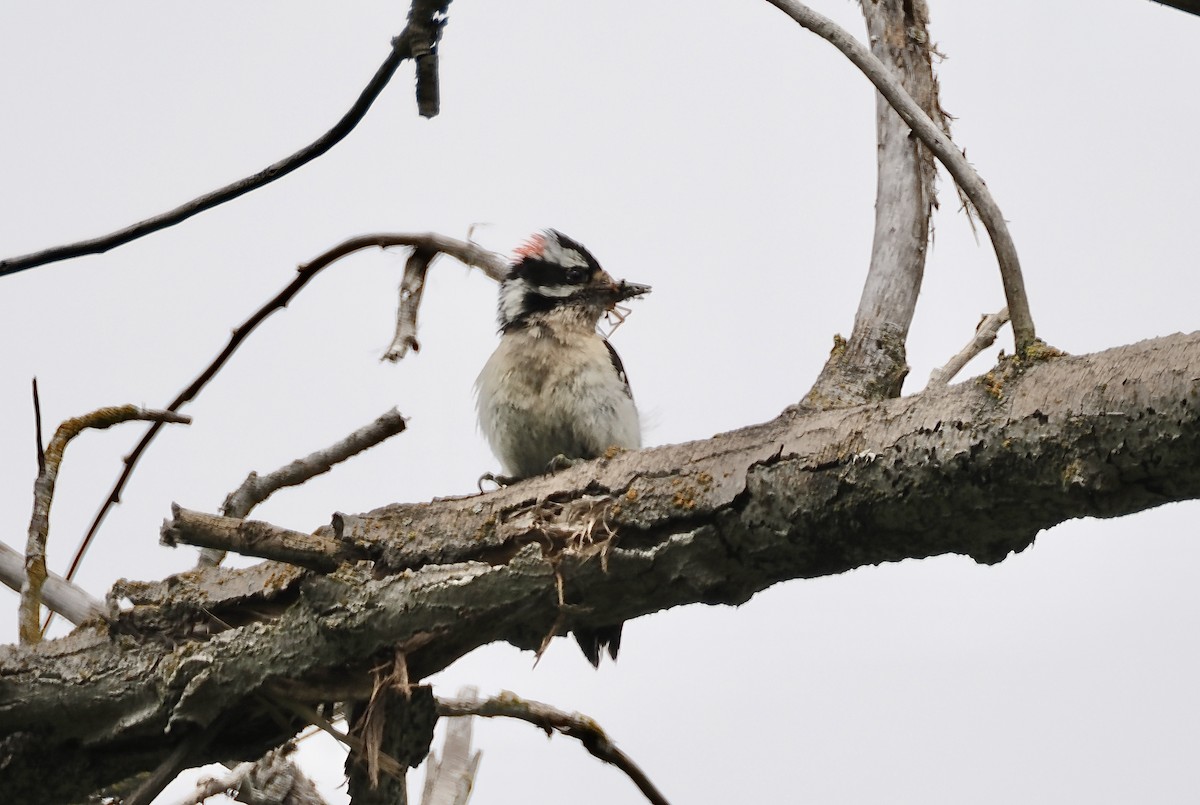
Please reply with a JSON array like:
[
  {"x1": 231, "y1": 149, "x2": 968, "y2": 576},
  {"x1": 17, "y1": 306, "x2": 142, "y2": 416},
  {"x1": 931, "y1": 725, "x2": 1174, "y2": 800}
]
[{"x1": 613, "y1": 280, "x2": 651, "y2": 301}]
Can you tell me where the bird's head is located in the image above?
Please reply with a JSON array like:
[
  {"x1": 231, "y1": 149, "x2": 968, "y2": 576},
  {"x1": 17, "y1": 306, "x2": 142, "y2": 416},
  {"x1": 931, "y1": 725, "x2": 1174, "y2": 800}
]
[{"x1": 497, "y1": 230, "x2": 650, "y2": 332}]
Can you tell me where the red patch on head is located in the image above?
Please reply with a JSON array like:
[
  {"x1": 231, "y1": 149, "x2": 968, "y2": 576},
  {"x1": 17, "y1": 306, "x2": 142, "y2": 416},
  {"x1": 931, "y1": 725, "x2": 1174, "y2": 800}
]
[{"x1": 513, "y1": 233, "x2": 546, "y2": 261}]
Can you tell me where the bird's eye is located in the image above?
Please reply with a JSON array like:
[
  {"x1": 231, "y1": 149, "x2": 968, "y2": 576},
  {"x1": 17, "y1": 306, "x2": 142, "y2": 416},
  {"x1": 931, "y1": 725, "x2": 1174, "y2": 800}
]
[{"x1": 564, "y1": 267, "x2": 589, "y2": 284}]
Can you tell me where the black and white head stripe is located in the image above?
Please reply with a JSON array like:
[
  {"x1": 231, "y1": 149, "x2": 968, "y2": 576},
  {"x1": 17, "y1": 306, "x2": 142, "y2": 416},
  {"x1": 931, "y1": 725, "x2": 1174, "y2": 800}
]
[{"x1": 498, "y1": 230, "x2": 606, "y2": 329}]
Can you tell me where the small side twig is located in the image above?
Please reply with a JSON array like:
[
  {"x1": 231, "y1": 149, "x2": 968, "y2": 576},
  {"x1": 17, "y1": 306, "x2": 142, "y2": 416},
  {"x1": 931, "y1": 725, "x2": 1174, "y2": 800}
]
[
  {"x1": 763, "y1": 0, "x2": 1037, "y2": 353},
  {"x1": 69, "y1": 232, "x2": 497, "y2": 588},
  {"x1": 199, "y1": 408, "x2": 408, "y2": 567},
  {"x1": 0, "y1": 2, "x2": 454, "y2": 278},
  {"x1": 382, "y1": 248, "x2": 438, "y2": 362},
  {"x1": 927, "y1": 307, "x2": 1010, "y2": 387},
  {"x1": 19, "y1": 406, "x2": 189, "y2": 644},
  {"x1": 437, "y1": 692, "x2": 672, "y2": 805},
  {"x1": 262, "y1": 692, "x2": 410, "y2": 783}
]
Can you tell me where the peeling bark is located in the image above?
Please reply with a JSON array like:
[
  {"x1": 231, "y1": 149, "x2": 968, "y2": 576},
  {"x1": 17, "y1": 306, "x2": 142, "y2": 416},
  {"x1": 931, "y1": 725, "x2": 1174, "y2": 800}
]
[{"x1": 1, "y1": 332, "x2": 1198, "y2": 803}]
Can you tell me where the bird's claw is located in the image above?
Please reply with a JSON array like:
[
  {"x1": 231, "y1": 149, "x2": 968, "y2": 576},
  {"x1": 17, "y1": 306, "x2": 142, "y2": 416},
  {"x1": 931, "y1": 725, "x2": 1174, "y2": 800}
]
[{"x1": 478, "y1": 472, "x2": 516, "y2": 491}]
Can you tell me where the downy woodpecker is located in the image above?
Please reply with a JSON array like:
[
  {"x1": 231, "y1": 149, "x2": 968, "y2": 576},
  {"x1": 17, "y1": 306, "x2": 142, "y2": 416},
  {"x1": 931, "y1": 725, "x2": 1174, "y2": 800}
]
[{"x1": 476, "y1": 229, "x2": 649, "y2": 665}]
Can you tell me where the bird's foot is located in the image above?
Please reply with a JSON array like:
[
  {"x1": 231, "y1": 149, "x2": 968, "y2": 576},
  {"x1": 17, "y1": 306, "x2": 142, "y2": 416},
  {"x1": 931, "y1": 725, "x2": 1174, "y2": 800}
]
[
  {"x1": 478, "y1": 472, "x2": 517, "y2": 491},
  {"x1": 546, "y1": 454, "x2": 582, "y2": 473}
]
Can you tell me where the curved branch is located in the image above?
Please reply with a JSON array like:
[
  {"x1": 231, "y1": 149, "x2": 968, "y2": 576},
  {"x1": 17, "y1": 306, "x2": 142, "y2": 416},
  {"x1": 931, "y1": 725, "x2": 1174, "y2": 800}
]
[
  {"x1": 0, "y1": 0, "x2": 453, "y2": 279},
  {"x1": 763, "y1": 0, "x2": 1037, "y2": 353},
  {"x1": 66, "y1": 233, "x2": 500, "y2": 589},
  {"x1": 438, "y1": 692, "x2": 672, "y2": 805},
  {"x1": 19, "y1": 406, "x2": 189, "y2": 644}
]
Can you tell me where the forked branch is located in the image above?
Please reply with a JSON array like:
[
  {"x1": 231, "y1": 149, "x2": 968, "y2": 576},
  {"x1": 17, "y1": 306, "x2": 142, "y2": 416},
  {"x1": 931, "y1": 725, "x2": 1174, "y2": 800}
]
[
  {"x1": 20, "y1": 406, "x2": 189, "y2": 644},
  {"x1": 763, "y1": 0, "x2": 1037, "y2": 353}
]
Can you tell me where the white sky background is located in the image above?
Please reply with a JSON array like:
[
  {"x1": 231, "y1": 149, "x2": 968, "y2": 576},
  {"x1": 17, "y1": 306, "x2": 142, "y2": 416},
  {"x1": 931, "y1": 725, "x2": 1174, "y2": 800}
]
[{"x1": 1, "y1": 1, "x2": 1198, "y2": 803}]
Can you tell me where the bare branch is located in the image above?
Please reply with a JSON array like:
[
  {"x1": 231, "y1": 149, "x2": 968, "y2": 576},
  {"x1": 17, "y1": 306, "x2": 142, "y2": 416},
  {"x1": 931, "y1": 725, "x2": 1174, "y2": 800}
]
[
  {"x1": 19, "y1": 406, "x2": 189, "y2": 644},
  {"x1": 166, "y1": 505, "x2": 371, "y2": 572},
  {"x1": 11, "y1": 333, "x2": 1197, "y2": 803},
  {"x1": 438, "y1": 692, "x2": 671, "y2": 805},
  {"x1": 927, "y1": 307, "x2": 1010, "y2": 387},
  {"x1": 0, "y1": 0, "x2": 453, "y2": 279},
  {"x1": 763, "y1": 0, "x2": 1037, "y2": 353},
  {"x1": 0, "y1": 542, "x2": 103, "y2": 626},
  {"x1": 31, "y1": 378, "x2": 44, "y2": 474},
  {"x1": 421, "y1": 686, "x2": 481, "y2": 805},
  {"x1": 1148, "y1": 0, "x2": 1200, "y2": 16},
  {"x1": 69, "y1": 234, "x2": 485, "y2": 588},
  {"x1": 802, "y1": 0, "x2": 941, "y2": 408},
  {"x1": 382, "y1": 248, "x2": 438, "y2": 362},
  {"x1": 197, "y1": 408, "x2": 408, "y2": 567}
]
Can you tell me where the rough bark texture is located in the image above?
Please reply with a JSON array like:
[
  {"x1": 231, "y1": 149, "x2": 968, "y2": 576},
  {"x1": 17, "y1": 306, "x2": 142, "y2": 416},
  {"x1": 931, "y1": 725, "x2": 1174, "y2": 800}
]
[
  {"x1": 1, "y1": 332, "x2": 1198, "y2": 803},
  {"x1": 803, "y1": 0, "x2": 944, "y2": 408}
]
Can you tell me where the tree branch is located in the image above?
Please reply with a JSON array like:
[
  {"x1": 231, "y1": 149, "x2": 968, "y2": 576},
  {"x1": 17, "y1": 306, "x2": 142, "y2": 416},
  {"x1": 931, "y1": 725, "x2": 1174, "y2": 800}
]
[
  {"x1": 1148, "y1": 0, "x2": 1200, "y2": 16},
  {"x1": 763, "y1": 0, "x2": 1037, "y2": 353},
  {"x1": 0, "y1": 0, "x2": 453, "y2": 279},
  {"x1": 0, "y1": 542, "x2": 103, "y2": 626},
  {"x1": 197, "y1": 408, "x2": 408, "y2": 567},
  {"x1": 19, "y1": 406, "x2": 189, "y2": 644},
  {"x1": 438, "y1": 692, "x2": 671, "y2": 805},
  {"x1": 802, "y1": 0, "x2": 942, "y2": 408},
  {"x1": 3, "y1": 332, "x2": 1198, "y2": 802},
  {"x1": 927, "y1": 307, "x2": 1010, "y2": 387},
  {"x1": 69, "y1": 233, "x2": 496, "y2": 589}
]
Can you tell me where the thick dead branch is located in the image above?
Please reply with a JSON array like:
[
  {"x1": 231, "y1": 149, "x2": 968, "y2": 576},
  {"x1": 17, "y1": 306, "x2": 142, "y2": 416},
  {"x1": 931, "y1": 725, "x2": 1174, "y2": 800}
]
[
  {"x1": 0, "y1": 0, "x2": 453, "y2": 279},
  {"x1": 19, "y1": 406, "x2": 189, "y2": 644},
  {"x1": 3, "y1": 332, "x2": 1198, "y2": 803},
  {"x1": 764, "y1": 0, "x2": 1036, "y2": 353},
  {"x1": 438, "y1": 692, "x2": 671, "y2": 805},
  {"x1": 803, "y1": 0, "x2": 943, "y2": 408},
  {"x1": 928, "y1": 307, "x2": 1010, "y2": 387},
  {"x1": 166, "y1": 506, "x2": 371, "y2": 572},
  {"x1": 198, "y1": 408, "x2": 408, "y2": 567},
  {"x1": 72, "y1": 232, "x2": 496, "y2": 587}
]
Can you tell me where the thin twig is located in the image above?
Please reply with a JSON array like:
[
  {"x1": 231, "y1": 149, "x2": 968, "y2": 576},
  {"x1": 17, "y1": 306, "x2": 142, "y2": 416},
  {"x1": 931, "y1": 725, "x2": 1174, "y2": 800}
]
[
  {"x1": 763, "y1": 0, "x2": 1037, "y2": 353},
  {"x1": 438, "y1": 692, "x2": 672, "y2": 805},
  {"x1": 31, "y1": 377, "x2": 44, "y2": 474},
  {"x1": 262, "y1": 692, "x2": 409, "y2": 782},
  {"x1": 65, "y1": 233, "x2": 497, "y2": 593},
  {"x1": 0, "y1": 1, "x2": 453, "y2": 278},
  {"x1": 197, "y1": 408, "x2": 408, "y2": 567},
  {"x1": 19, "y1": 406, "x2": 189, "y2": 644},
  {"x1": 124, "y1": 714, "x2": 227, "y2": 805},
  {"x1": 927, "y1": 307, "x2": 1010, "y2": 387}
]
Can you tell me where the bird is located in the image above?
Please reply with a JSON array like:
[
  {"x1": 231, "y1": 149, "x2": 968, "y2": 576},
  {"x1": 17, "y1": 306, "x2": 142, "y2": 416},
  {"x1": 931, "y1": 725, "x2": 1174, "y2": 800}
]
[{"x1": 476, "y1": 229, "x2": 650, "y2": 665}]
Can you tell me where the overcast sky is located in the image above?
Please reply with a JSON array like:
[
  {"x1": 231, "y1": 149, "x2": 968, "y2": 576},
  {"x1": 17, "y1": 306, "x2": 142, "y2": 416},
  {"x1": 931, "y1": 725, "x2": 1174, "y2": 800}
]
[{"x1": 2, "y1": 2, "x2": 1199, "y2": 803}]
